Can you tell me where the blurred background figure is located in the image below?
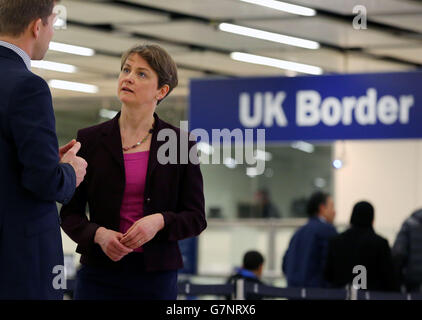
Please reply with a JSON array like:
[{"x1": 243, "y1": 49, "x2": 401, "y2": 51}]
[
  {"x1": 226, "y1": 250, "x2": 264, "y2": 300},
  {"x1": 392, "y1": 209, "x2": 422, "y2": 293},
  {"x1": 254, "y1": 188, "x2": 281, "y2": 219},
  {"x1": 324, "y1": 201, "x2": 398, "y2": 292},
  {"x1": 282, "y1": 191, "x2": 337, "y2": 288}
]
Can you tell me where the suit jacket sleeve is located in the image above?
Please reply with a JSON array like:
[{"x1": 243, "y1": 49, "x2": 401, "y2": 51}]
[
  {"x1": 157, "y1": 141, "x2": 207, "y2": 241},
  {"x1": 59, "y1": 130, "x2": 100, "y2": 253},
  {"x1": 8, "y1": 75, "x2": 76, "y2": 204},
  {"x1": 392, "y1": 221, "x2": 410, "y2": 282}
]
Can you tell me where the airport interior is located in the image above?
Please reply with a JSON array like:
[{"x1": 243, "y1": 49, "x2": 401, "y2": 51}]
[{"x1": 2, "y1": 0, "x2": 422, "y2": 301}]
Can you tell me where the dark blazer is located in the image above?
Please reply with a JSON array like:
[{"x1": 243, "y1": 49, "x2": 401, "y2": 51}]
[
  {"x1": 282, "y1": 217, "x2": 338, "y2": 288},
  {"x1": 60, "y1": 112, "x2": 207, "y2": 272},
  {"x1": 392, "y1": 209, "x2": 422, "y2": 291},
  {"x1": 324, "y1": 226, "x2": 399, "y2": 292},
  {"x1": 0, "y1": 46, "x2": 76, "y2": 299}
]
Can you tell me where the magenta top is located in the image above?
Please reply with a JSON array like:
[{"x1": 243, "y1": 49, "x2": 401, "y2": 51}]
[{"x1": 119, "y1": 151, "x2": 149, "y2": 253}]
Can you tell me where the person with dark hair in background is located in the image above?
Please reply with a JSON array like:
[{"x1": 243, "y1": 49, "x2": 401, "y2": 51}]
[
  {"x1": 282, "y1": 191, "x2": 337, "y2": 288},
  {"x1": 392, "y1": 208, "x2": 422, "y2": 292},
  {"x1": 226, "y1": 250, "x2": 265, "y2": 300},
  {"x1": 324, "y1": 201, "x2": 398, "y2": 292},
  {"x1": 0, "y1": 0, "x2": 87, "y2": 299},
  {"x1": 254, "y1": 188, "x2": 281, "y2": 218}
]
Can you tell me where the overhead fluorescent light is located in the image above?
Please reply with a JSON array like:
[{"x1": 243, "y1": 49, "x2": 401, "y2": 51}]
[
  {"x1": 239, "y1": 0, "x2": 316, "y2": 16},
  {"x1": 231, "y1": 52, "x2": 323, "y2": 75},
  {"x1": 219, "y1": 23, "x2": 319, "y2": 50},
  {"x1": 31, "y1": 60, "x2": 77, "y2": 73},
  {"x1": 99, "y1": 108, "x2": 118, "y2": 119},
  {"x1": 49, "y1": 80, "x2": 99, "y2": 94},
  {"x1": 254, "y1": 150, "x2": 272, "y2": 161},
  {"x1": 49, "y1": 41, "x2": 95, "y2": 56},
  {"x1": 291, "y1": 141, "x2": 315, "y2": 153}
]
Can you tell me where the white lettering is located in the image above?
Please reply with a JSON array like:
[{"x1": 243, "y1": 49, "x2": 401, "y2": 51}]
[
  {"x1": 321, "y1": 97, "x2": 342, "y2": 126},
  {"x1": 264, "y1": 92, "x2": 288, "y2": 127},
  {"x1": 399, "y1": 95, "x2": 414, "y2": 124},
  {"x1": 239, "y1": 92, "x2": 262, "y2": 127},
  {"x1": 52, "y1": 265, "x2": 66, "y2": 290},
  {"x1": 355, "y1": 88, "x2": 377, "y2": 125},
  {"x1": 342, "y1": 97, "x2": 357, "y2": 125},
  {"x1": 352, "y1": 5, "x2": 367, "y2": 30},
  {"x1": 378, "y1": 95, "x2": 398, "y2": 125},
  {"x1": 296, "y1": 90, "x2": 321, "y2": 126},
  {"x1": 352, "y1": 265, "x2": 367, "y2": 290}
]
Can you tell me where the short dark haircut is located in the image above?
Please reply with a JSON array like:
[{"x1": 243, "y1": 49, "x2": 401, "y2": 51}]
[
  {"x1": 120, "y1": 44, "x2": 178, "y2": 105},
  {"x1": 0, "y1": 0, "x2": 57, "y2": 36},
  {"x1": 350, "y1": 201, "x2": 374, "y2": 227},
  {"x1": 243, "y1": 250, "x2": 264, "y2": 271},
  {"x1": 306, "y1": 191, "x2": 330, "y2": 217}
]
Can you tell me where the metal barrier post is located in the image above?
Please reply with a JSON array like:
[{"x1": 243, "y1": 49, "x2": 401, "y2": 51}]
[
  {"x1": 235, "y1": 279, "x2": 245, "y2": 300},
  {"x1": 350, "y1": 286, "x2": 358, "y2": 300},
  {"x1": 301, "y1": 288, "x2": 307, "y2": 299},
  {"x1": 345, "y1": 284, "x2": 350, "y2": 300}
]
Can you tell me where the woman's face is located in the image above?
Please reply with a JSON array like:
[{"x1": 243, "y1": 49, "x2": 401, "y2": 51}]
[{"x1": 118, "y1": 53, "x2": 167, "y2": 108}]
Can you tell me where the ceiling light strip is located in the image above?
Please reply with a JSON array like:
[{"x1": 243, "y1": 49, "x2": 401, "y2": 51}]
[
  {"x1": 31, "y1": 60, "x2": 77, "y2": 73},
  {"x1": 48, "y1": 80, "x2": 99, "y2": 94},
  {"x1": 49, "y1": 42, "x2": 95, "y2": 56},
  {"x1": 231, "y1": 52, "x2": 323, "y2": 75},
  {"x1": 239, "y1": 0, "x2": 316, "y2": 16},
  {"x1": 219, "y1": 23, "x2": 319, "y2": 50}
]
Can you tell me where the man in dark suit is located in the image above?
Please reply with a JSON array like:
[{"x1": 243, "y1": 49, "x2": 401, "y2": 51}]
[
  {"x1": 324, "y1": 201, "x2": 399, "y2": 292},
  {"x1": 282, "y1": 191, "x2": 337, "y2": 288},
  {"x1": 0, "y1": 0, "x2": 87, "y2": 299}
]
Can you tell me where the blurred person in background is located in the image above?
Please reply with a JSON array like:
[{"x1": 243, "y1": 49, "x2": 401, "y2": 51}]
[
  {"x1": 254, "y1": 188, "x2": 281, "y2": 219},
  {"x1": 392, "y1": 208, "x2": 422, "y2": 292},
  {"x1": 282, "y1": 191, "x2": 337, "y2": 288},
  {"x1": 0, "y1": 0, "x2": 87, "y2": 299},
  {"x1": 324, "y1": 201, "x2": 398, "y2": 292},
  {"x1": 226, "y1": 250, "x2": 265, "y2": 300},
  {"x1": 60, "y1": 44, "x2": 207, "y2": 300}
]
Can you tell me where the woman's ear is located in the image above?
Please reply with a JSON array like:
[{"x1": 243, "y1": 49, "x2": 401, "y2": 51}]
[{"x1": 157, "y1": 84, "x2": 170, "y2": 101}]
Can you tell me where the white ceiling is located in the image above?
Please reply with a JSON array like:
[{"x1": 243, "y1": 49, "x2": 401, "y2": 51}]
[
  {"x1": 31, "y1": 0, "x2": 422, "y2": 99},
  {"x1": 291, "y1": 0, "x2": 422, "y2": 15},
  {"x1": 239, "y1": 16, "x2": 419, "y2": 48}
]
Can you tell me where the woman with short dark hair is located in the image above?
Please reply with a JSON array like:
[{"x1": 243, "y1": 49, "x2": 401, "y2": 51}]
[{"x1": 60, "y1": 44, "x2": 207, "y2": 300}]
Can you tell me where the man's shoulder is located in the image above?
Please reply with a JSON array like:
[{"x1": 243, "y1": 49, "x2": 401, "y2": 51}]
[
  {"x1": 2, "y1": 66, "x2": 49, "y2": 94},
  {"x1": 313, "y1": 219, "x2": 337, "y2": 238},
  {"x1": 15, "y1": 67, "x2": 47, "y2": 84}
]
